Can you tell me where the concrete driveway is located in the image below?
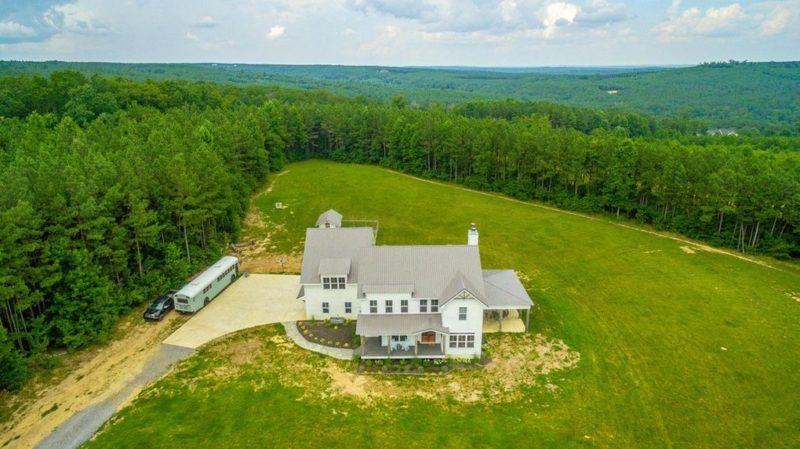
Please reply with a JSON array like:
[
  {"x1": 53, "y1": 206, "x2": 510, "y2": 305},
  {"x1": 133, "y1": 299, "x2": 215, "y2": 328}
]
[{"x1": 163, "y1": 274, "x2": 304, "y2": 349}]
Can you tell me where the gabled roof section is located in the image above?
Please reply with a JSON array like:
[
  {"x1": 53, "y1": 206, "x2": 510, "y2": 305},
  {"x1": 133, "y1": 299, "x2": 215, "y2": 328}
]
[
  {"x1": 318, "y1": 258, "x2": 351, "y2": 276},
  {"x1": 316, "y1": 209, "x2": 343, "y2": 227},
  {"x1": 300, "y1": 227, "x2": 374, "y2": 284},
  {"x1": 355, "y1": 245, "x2": 485, "y2": 300},
  {"x1": 356, "y1": 313, "x2": 449, "y2": 337},
  {"x1": 482, "y1": 270, "x2": 534, "y2": 309},
  {"x1": 439, "y1": 271, "x2": 488, "y2": 307}
]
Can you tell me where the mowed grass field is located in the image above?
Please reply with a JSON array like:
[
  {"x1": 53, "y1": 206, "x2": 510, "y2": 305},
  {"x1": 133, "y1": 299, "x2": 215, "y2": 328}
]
[{"x1": 86, "y1": 160, "x2": 800, "y2": 449}]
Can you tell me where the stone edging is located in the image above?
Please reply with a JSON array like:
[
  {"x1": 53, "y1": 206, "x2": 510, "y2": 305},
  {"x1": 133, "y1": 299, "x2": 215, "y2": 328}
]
[{"x1": 282, "y1": 321, "x2": 355, "y2": 360}]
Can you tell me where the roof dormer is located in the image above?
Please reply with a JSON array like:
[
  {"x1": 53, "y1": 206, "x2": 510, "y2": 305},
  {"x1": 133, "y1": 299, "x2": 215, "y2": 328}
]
[{"x1": 316, "y1": 209, "x2": 343, "y2": 228}]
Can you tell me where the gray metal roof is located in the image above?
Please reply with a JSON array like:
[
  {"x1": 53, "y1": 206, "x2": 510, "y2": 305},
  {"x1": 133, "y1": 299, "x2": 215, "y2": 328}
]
[
  {"x1": 356, "y1": 313, "x2": 449, "y2": 337},
  {"x1": 482, "y1": 270, "x2": 533, "y2": 309},
  {"x1": 361, "y1": 284, "x2": 415, "y2": 294},
  {"x1": 354, "y1": 245, "x2": 486, "y2": 301},
  {"x1": 315, "y1": 209, "x2": 343, "y2": 227},
  {"x1": 318, "y1": 258, "x2": 351, "y2": 276},
  {"x1": 300, "y1": 227, "x2": 374, "y2": 284}
]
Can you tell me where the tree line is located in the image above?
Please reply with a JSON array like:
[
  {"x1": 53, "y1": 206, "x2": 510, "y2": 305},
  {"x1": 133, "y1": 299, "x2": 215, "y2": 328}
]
[
  {"x1": 0, "y1": 71, "x2": 798, "y2": 391},
  {"x1": 0, "y1": 72, "x2": 308, "y2": 390}
]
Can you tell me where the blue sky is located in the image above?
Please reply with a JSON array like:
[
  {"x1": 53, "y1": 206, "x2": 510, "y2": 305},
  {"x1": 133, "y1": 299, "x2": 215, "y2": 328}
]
[{"x1": 0, "y1": 0, "x2": 797, "y2": 66}]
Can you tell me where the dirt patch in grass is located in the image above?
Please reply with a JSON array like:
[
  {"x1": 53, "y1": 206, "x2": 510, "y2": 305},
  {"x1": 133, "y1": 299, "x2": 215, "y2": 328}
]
[
  {"x1": 171, "y1": 327, "x2": 579, "y2": 410},
  {"x1": 1, "y1": 309, "x2": 187, "y2": 449},
  {"x1": 319, "y1": 333, "x2": 579, "y2": 405},
  {"x1": 239, "y1": 253, "x2": 302, "y2": 274},
  {"x1": 680, "y1": 246, "x2": 696, "y2": 254}
]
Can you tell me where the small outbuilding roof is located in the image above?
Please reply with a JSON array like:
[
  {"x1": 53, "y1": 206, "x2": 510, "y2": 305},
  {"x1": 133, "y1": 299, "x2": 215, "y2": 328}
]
[
  {"x1": 316, "y1": 209, "x2": 343, "y2": 227},
  {"x1": 356, "y1": 313, "x2": 449, "y2": 337},
  {"x1": 481, "y1": 270, "x2": 533, "y2": 309}
]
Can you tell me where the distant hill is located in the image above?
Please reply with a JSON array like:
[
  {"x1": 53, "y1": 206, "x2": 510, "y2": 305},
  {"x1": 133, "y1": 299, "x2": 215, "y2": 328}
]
[{"x1": 1, "y1": 60, "x2": 798, "y2": 134}]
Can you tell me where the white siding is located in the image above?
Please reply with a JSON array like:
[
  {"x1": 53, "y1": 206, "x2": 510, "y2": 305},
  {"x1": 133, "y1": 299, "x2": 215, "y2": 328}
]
[
  {"x1": 360, "y1": 292, "x2": 413, "y2": 314},
  {"x1": 360, "y1": 294, "x2": 438, "y2": 315},
  {"x1": 304, "y1": 283, "x2": 359, "y2": 320},
  {"x1": 440, "y1": 297, "x2": 483, "y2": 358}
]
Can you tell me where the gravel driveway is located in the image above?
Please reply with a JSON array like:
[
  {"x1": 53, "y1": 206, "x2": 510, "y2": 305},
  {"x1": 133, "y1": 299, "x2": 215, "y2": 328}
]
[
  {"x1": 35, "y1": 344, "x2": 193, "y2": 449},
  {"x1": 163, "y1": 274, "x2": 304, "y2": 349},
  {"x1": 35, "y1": 274, "x2": 303, "y2": 449}
]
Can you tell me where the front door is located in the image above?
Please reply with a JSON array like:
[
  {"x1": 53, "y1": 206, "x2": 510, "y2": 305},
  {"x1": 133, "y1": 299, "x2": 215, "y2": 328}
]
[{"x1": 421, "y1": 331, "x2": 436, "y2": 344}]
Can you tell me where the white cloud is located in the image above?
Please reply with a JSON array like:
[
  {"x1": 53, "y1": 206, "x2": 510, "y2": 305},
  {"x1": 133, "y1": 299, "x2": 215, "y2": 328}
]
[
  {"x1": 43, "y1": 3, "x2": 108, "y2": 35},
  {"x1": 265, "y1": 25, "x2": 285, "y2": 40},
  {"x1": 577, "y1": 0, "x2": 629, "y2": 24},
  {"x1": 383, "y1": 24, "x2": 398, "y2": 39},
  {"x1": 349, "y1": 0, "x2": 628, "y2": 37},
  {"x1": 655, "y1": 3, "x2": 752, "y2": 42},
  {"x1": 759, "y1": 6, "x2": 792, "y2": 36},
  {"x1": 668, "y1": 0, "x2": 682, "y2": 17},
  {"x1": 543, "y1": 2, "x2": 579, "y2": 38},
  {"x1": 0, "y1": 20, "x2": 36, "y2": 39},
  {"x1": 193, "y1": 16, "x2": 217, "y2": 28},
  {"x1": 185, "y1": 31, "x2": 199, "y2": 41}
]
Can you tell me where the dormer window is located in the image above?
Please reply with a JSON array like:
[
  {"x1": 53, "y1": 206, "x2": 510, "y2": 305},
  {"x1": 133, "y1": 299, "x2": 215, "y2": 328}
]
[{"x1": 322, "y1": 276, "x2": 346, "y2": 290}]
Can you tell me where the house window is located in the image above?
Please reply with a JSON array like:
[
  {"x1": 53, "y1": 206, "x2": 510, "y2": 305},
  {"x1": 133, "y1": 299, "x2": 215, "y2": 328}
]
[
  {"x1": 458, "y1": 306, "x2": 467, "y2": 321},
  {"x1": 431, "y1": 299, "x2": 439, "y2": 312},
  {"x1": 322, "y1": 276, "x2": 347, "y2": 290},
  {"x1": 420, "y1": 299, "x2": 428, "y2": 313},
  {"x1": 369, "y1": 300, "x2": 377, "y2": 314},
  {"x1": 400, "y1": 299, "x2": 408, "y2": 313},
  {"x1": 385, "y1": 300, "x2": 393, "y2": 313},
  {"x1": 448, "y1": 334, "x2": 475, "y2": 349},
  {"x1": 322, "y1": 302, "x2": 329, "y2": 314},
  {"x1": 345, "y1": 302, "x2": 352, "y2": 314}
]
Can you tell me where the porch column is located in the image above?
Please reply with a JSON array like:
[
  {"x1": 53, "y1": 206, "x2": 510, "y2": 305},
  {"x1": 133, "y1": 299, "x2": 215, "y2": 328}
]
[
  {"x1": 525, "y1": 307, "x2": 531, "y2": 331},
  {"x1": 386, "y1": 336, "x2": 390, "y2": 356},
  {"x1": 360, "y1": 336, "x2": 365, "y2": 356}
]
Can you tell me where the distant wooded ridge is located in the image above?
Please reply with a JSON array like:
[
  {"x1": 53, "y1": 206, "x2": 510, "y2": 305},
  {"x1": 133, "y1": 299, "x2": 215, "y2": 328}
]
[{"x1": 1, "y1": 60, "x2": 798, "y2": 135}]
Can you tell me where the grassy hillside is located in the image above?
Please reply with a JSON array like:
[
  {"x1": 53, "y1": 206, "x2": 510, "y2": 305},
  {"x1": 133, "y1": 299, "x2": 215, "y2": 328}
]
[
  {"x1": 85, "y1": 161, "x2": 800, "y2": 449},
  {"x1": 2, "y1": 61, "x2": 798, "y2": 133}
]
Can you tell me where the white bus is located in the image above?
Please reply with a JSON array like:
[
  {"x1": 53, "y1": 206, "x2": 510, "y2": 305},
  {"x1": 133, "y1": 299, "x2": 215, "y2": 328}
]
[{"x1": 174, "y1": 256, "x2": 239, "y2": 313}]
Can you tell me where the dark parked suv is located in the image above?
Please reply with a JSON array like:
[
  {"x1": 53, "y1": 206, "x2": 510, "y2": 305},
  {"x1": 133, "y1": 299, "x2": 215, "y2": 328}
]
[{"x1": 143, "y1": 290, "x2": 177, "y2": 321}]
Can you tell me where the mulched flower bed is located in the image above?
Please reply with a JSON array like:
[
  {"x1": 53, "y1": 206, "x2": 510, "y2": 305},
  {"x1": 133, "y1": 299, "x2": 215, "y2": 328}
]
[{"x1": 297, "y1": 319, "x2": 359, "y2": 349}]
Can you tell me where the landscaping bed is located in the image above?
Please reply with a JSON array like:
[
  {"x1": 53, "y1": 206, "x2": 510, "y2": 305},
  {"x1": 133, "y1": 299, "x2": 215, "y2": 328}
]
[
  {"x1": 297, "y1": 319, "x2": 358, "y2": 349},
  {"x1": 356, "y1": 356, "x2": 486, "y2": 375}
]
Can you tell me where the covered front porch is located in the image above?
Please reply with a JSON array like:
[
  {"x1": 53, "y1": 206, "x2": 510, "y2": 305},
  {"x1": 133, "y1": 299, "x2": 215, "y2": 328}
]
[
  {"x1": 356, "y1": 313, "x2": 450, "y2": 359},
  {"x1": 361, "y1": 335, "x2": 445, "y2": 359}
]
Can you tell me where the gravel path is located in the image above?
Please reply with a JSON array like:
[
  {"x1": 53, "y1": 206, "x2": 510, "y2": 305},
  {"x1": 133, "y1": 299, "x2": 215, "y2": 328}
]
[
  {"x1": 35, "y1": 344, "x2": 194, "y2": 449},
  {"x1": 282, "y1": 321, "x2": 355, "y2": 360}
]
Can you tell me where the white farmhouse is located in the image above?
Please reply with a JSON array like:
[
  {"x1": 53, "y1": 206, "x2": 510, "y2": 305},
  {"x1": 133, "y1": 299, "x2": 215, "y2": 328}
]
[{"x1": 298, "y1": 210, "x2": 533, "y2": 359}]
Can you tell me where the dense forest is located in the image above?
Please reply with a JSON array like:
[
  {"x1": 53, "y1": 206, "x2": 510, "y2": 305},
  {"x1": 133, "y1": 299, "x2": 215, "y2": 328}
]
[
  {"x1": 1, "y1": 60, "x2": 799, "y2": 135},
  {"x1": 0, "y1": 71, "x2": 798, "y2": 391}
]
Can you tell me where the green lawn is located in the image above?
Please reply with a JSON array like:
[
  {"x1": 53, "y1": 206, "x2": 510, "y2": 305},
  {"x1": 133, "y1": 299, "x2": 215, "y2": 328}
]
[{"x1": 86, "y1": 160, "x2": 800, "y2": 449}]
